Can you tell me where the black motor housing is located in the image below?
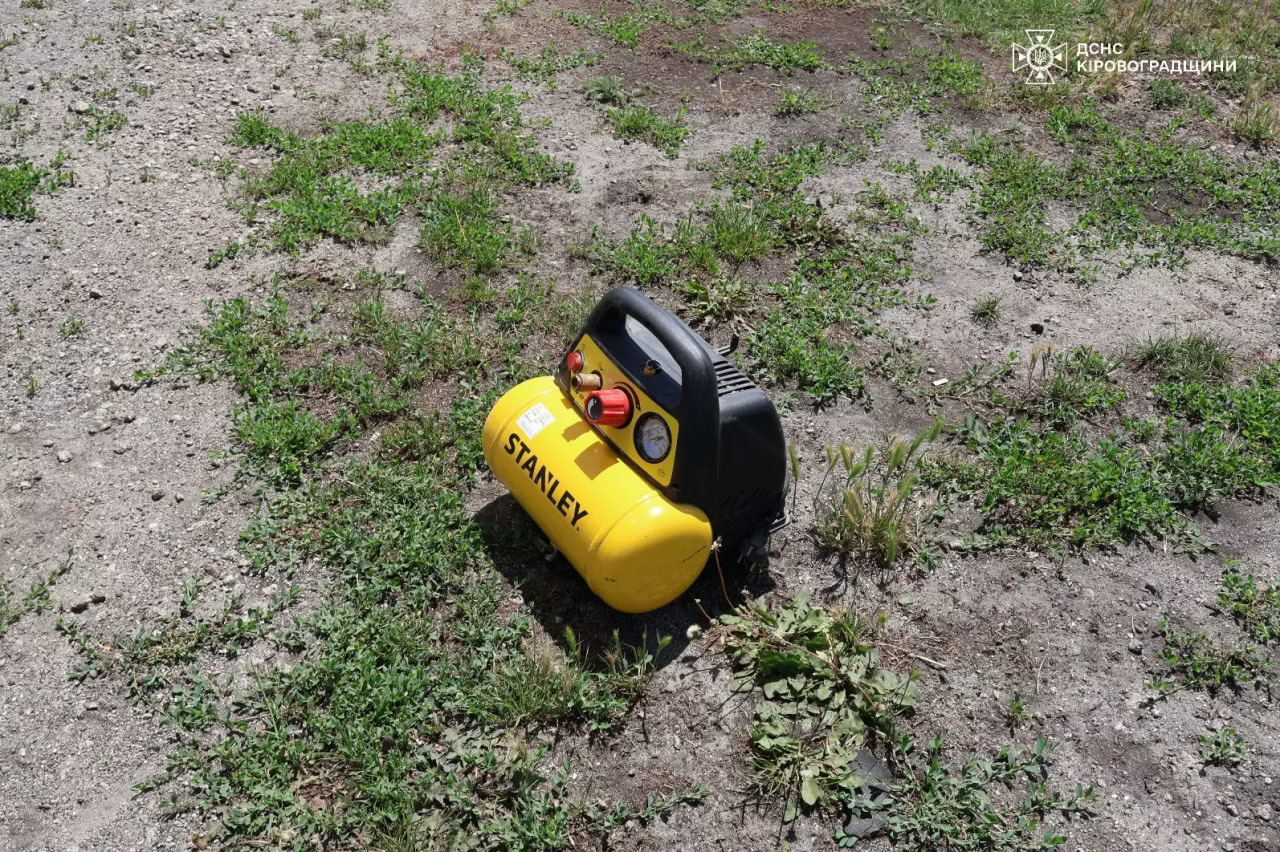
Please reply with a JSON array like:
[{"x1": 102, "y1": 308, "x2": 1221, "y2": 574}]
[{"x1": 556, "y1": 287, "x2": 787, "y2": 558}]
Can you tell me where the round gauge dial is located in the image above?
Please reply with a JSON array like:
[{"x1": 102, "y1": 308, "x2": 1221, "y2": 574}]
[{"x1": 634, "y1": 413, "x2": 671, "y2": 463}]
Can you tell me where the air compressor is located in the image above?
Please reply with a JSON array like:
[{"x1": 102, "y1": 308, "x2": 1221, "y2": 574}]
[{"x1": 482, "y1": 286, "x2": 787, "y2": 613}]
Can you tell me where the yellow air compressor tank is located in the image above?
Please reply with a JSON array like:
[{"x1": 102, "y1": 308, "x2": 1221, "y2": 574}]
[
  {"x1": 483, "y1": 287, "x2": 787, "y2": 614},
  {"x1": 482, "y1": 376, "x2": 713, "y2": 613}
]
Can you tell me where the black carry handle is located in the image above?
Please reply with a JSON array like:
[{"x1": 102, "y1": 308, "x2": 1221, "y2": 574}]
[{"x1": 577, "y1": 287, "x2": 720, "y2": 508}]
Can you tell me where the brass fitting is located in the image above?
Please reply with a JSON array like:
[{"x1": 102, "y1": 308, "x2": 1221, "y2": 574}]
[{"x1": 571, "y1": 372, "x2": 603, "y2": 391}]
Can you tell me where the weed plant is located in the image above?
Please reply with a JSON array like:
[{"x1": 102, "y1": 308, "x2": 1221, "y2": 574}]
[{"x1": 815, "y1": 419, "x2": 944, "y2": 567}]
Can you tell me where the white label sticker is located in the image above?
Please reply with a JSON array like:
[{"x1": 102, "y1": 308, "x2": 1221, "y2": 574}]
[{"x1": 516, "y1": 403, "x2": 555, "y2": 440}]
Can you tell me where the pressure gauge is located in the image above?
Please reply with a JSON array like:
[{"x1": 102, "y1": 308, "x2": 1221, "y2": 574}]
[{"x1": 634, "y1": 413, "x2": 671, "y2": 463}]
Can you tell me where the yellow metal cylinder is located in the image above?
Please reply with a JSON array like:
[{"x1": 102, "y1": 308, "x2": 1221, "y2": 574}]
[{"x1": 482, "y1": 377, "x2": 712, "y2": 613}]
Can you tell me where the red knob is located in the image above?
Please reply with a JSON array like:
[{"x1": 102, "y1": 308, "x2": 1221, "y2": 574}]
[
  {"x1": 584, "y1": 389, "x2": 631, "y2": 427},
  {"x1": 565, "y1": 350, "x2": 584, "y2": 373}
]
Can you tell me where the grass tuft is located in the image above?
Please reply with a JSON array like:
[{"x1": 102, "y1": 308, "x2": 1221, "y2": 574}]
[
  {"x1": 969, "y1": 294, "x2": 1001, "y2": 325},
  {"x1": 677, "y1": 30, "x2": 825, "y2": 76},
  {"x1": 582, "y1": 74, "x2": 631, "y2": 106},
  {"x1": 0, "y1": 154, "x2": 73, "y2": 220},
  {"x1": 604, "y1": 105, "x2": 689, "y2": 157},
  {"x1": 774, "y1": 88, "x2": 827, "y2": 117},
  {"x1": 815, "y1": 419, "x2": 943, "y2": 567},
  {"x1": 1131, "y1": 331, "x2": 1234, "y2": 383}
]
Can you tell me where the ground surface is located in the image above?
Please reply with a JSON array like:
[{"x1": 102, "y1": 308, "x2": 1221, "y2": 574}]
[{"x1": 2, "y1": 1, "x2": 1280, "y2": 851}]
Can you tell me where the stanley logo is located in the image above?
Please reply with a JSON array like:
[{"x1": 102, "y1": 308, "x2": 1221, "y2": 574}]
[{"x1": 504, "y1": 433, "x2": 590, "y2": 529}]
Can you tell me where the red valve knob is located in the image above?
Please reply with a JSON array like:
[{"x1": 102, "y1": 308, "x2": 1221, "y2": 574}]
[
  {"x1": 584, "y1": 389, "x2": 631, "y2": 427},
  {"x1": 565, "y1": 350, "x2": 584, "y2": 373}
]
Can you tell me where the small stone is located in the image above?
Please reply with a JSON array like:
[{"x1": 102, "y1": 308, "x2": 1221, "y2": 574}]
[
  {"x1": 1144, "y1": 581, "x2": 1161, "y2": 597},
  {"x1": 90, "y1": 593, "x2": 107, "y2": 604},
  {"x1": 174, "y1": 493, "x2": 185, "y2": 503},
  {"x1": 42, "y1": 440, "x2": 53, "y2": 448},
  {"x1": 219, "y1": 44, "x2": 233, "y2": 58},
  {"x1": 71, "y1": 100, "x2": 90, "y2": 114},
  {"x1": 88, "y1": 287, "x2": 103, "y2": 299},
  {"x1": 112, "y1": 442, "x2": 131, "y2": 455},
  {"x1": 56, "y1": 450, "x2": 72, "y2": 463},
  {"x1": 1128, "y1": 638, "x2": 1144, "y2": 654},
  {"x1": 931, "y1": 378, "x2": 949, "y2": 387},
  {"x1": 844, "y1": 814, "x2": 887, "y2": 839},
  {"x1": 69, "y1": 599, "x2": 90, "y2": 614},
  {"x1": 1013, "y1": 270, "x2": 1024, "y2": 281},
  {"x1": 7, "y1": 422, "x2": 22, "y2": 434},
  {"x1": 1258, "y1": 804, "x2": 1272, "y2": 821},
  {"x1": 151, "y1": 489, "x2": 165, "y2": 501}
]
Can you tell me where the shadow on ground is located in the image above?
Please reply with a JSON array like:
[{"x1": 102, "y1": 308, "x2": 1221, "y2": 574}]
[{"x1": 474, "y1": 494, "x2": 777, "y2": 670}]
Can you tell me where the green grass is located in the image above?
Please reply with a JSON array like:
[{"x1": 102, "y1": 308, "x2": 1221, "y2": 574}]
[
  {"x1": 932, "y1": 364, "x2": 1280, "y2": 551},
  {"x1": 604, "y1": 104, "x2": 689, "y2": 157},
  {"x1": 85, "y1": 107, "x2": 127, "y2": 140},
  {"x1": 503, "y1": 42, "x2": 599, "y2": 87},
  {"x1": 676, "y1": 30, "x2": 825, "y2": 75},
  {"x1": 1232, "y1": 84, "x2": 1280, "y2": 145},
  {"x1": 720, "y1": 596, "x2": 1092, "y2": 846},
  {"x1": 960, "y1": 115, "x2": 1280, "y2": 268},
  {"x1": 486, "y1": 0, "x2": 535, "y2": 18},
  {"x1": 846, "y1": 50, "x2": 985, "y2": 116},
  {"x1": 583, "y1": 74, "x2": 631, "y2": 106},
  {"x1": 77, "y1": 273, "x2": 701, "y2": 846},
  {"x1": 562, "y1": 8, "x2": 652, "y2": 47},
  {"x1": 1149, "y1": 78, "x2": 1191, "y2": 110},
  {"x1": 58, "y1": 316, "x2": 85, "y2": 338},
  {"x1": 1018, "y1": 344, "x2": 1126, "y2": 426},
  {"x1": 1130, "y1": 331, "x2": 1234, "y2": 383},
  {"x1": 1, "y1": 551, "x2": 73, "y2": 640},
  {"x1": 970, "y1": 295, "x2": 1001, "y2": 325},
  {"x1": 774, "y1": 87, "x2": 827, "y2": 117},
  {"x1": 748, "y1": 311, "x2": 868, "y2": 405},
  {"x1": 1149, "y1": 617, "x2": 1274, "y2": 697},
  {"x1": 873, "y1": 734, "x2": 1095, "y2": 850},
  {"x1": 1, "y1": 161, "x2": 48, "y2": 220},
  {"x1": 908, "y1": 0, "x2": 1103, "y2": 53},
  {"x1": 590, "y1": 140, "x2": 926, "y2": 407},
  {"x1": 720, "y1": 597, "x2": 921, "y2": 820},
  {"x1": 229, "y1": 54, "x2": 572, "y2": 255},
  {"x1": 0, "y1": 154, "x2": 73, "y2": 220},
  {"x1": 814, "y1": 420, "x2": 943, "y2": 567},
  {"x1": 684, "y1": 275, "x2": 750, "y2": 322},
  {"x1": 1200, "y1": 727, "x2": 1247, "y2": 767},
  {"x1": 1218, "y1": 562, "x2": 1280, "y2": 645},
  {"x1": 419, "y1": 189, "x2": 529, "y2": 273}
]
